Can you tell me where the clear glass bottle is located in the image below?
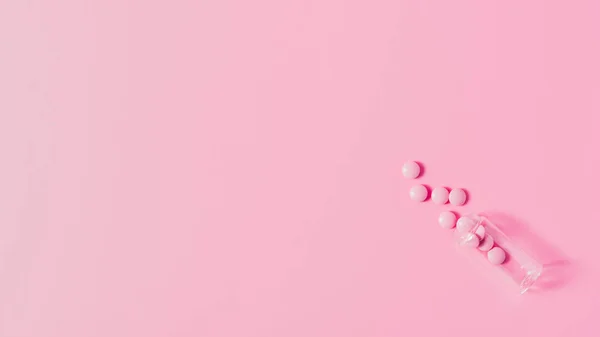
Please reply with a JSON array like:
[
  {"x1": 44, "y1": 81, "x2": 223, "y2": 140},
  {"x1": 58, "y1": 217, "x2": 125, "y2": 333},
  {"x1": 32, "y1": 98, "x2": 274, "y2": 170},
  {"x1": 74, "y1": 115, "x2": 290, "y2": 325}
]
[{"x1": 455, "y1": 214, "x2": 543, "y2": 294}]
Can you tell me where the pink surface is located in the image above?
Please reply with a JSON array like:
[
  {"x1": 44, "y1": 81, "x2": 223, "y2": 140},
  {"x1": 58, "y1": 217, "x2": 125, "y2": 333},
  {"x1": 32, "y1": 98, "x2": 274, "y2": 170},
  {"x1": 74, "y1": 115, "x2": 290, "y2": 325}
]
[{"x1": 2, "y1": 1, "x2": 600, "y2": 336}]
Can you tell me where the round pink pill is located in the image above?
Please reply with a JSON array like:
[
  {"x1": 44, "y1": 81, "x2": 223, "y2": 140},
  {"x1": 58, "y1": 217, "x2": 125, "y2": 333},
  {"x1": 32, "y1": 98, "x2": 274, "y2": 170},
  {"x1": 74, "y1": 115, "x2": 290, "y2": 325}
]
[
  {"x1": 487, "y1": 247, "x2": 506, "y2": 265},
  {"x1": 438, "y1": 211, "x2": 457, "y2": 229},
  {"x1": 456, "y1": 216, "x2": 476, "y2": 233},
  {"x1": 478, "y1": 234, "x2": 494, "y2": 251},
  {"x1": 449, "y1": 188, "x2": 467, "y2": 206},
  {"x1": 475, "y1": 225, "x2": 485, "y2": 239},
  {"x1": 431, "y1": 187, "x2": 449, "y2": 205},
  {"x1": 463, "y1": 233, "x2": 480, "y2": 248},
  {"x1": 409, "y1": 184, "x2": 428, "y2": 202},
  {"x1": 402, "y1": 161, "x2": 421, "y2": 179}
]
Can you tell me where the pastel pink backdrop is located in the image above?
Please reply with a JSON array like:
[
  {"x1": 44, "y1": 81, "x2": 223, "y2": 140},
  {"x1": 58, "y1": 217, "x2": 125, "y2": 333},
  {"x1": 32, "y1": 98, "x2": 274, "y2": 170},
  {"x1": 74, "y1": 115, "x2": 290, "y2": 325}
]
[{"x1": 2, "y1": 0, "x2": 600, "y2": 336}]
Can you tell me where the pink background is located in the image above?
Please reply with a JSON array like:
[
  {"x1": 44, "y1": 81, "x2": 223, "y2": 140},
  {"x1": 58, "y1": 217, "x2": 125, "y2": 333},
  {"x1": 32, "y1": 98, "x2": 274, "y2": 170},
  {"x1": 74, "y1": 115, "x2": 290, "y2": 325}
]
[{"x1": 2, "y1": 0, "x2": 600, "y2": 336}]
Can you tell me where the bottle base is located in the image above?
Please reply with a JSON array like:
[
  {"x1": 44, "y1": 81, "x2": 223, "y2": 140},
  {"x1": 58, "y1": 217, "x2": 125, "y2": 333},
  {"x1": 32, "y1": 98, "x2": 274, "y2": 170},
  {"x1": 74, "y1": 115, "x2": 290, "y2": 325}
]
[{"x1": 519, "y1": 268, "x2": 542, "y2": 294}]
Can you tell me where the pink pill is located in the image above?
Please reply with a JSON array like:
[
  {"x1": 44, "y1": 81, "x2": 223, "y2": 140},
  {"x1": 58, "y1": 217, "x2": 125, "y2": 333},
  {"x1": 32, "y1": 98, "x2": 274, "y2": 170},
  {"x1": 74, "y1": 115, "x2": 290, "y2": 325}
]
[
  {"x1": 487, "y1": 247, "x2": 506, "y2": 265},
  {"x1": 456, "y1": 216, "x2": 476, "y2": 233},
  {"x1": 431, "y1": 187, "x2": 449, "y2": 205},
  {"x1": 438, "y1": 211, "x2": 457, "y2": 229},
  {"x1": 402, "y1": 161, "x2": 421, "y2": 179},
  {"x1": 463, "y1": 233, "x2": 480, "y2": 248},
  {"x1": 449, "y1": 188, "x2": 467, "y2": 206},
  {"x1": 475, "y1": 225, "x2": 485, "y2": 239},
  {"x1": 478, "y1": 234, "x2": 494, "y2": 251},
  {"x1": 409, "y1": 184, "x2": 428, "y2": 202}
]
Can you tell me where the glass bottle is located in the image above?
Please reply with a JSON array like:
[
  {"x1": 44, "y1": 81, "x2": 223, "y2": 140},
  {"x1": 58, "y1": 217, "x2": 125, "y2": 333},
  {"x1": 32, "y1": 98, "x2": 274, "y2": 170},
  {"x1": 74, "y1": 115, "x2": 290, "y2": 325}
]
[{"x1": 455, "y1": 213, "x2": 543, "y2": 294}]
